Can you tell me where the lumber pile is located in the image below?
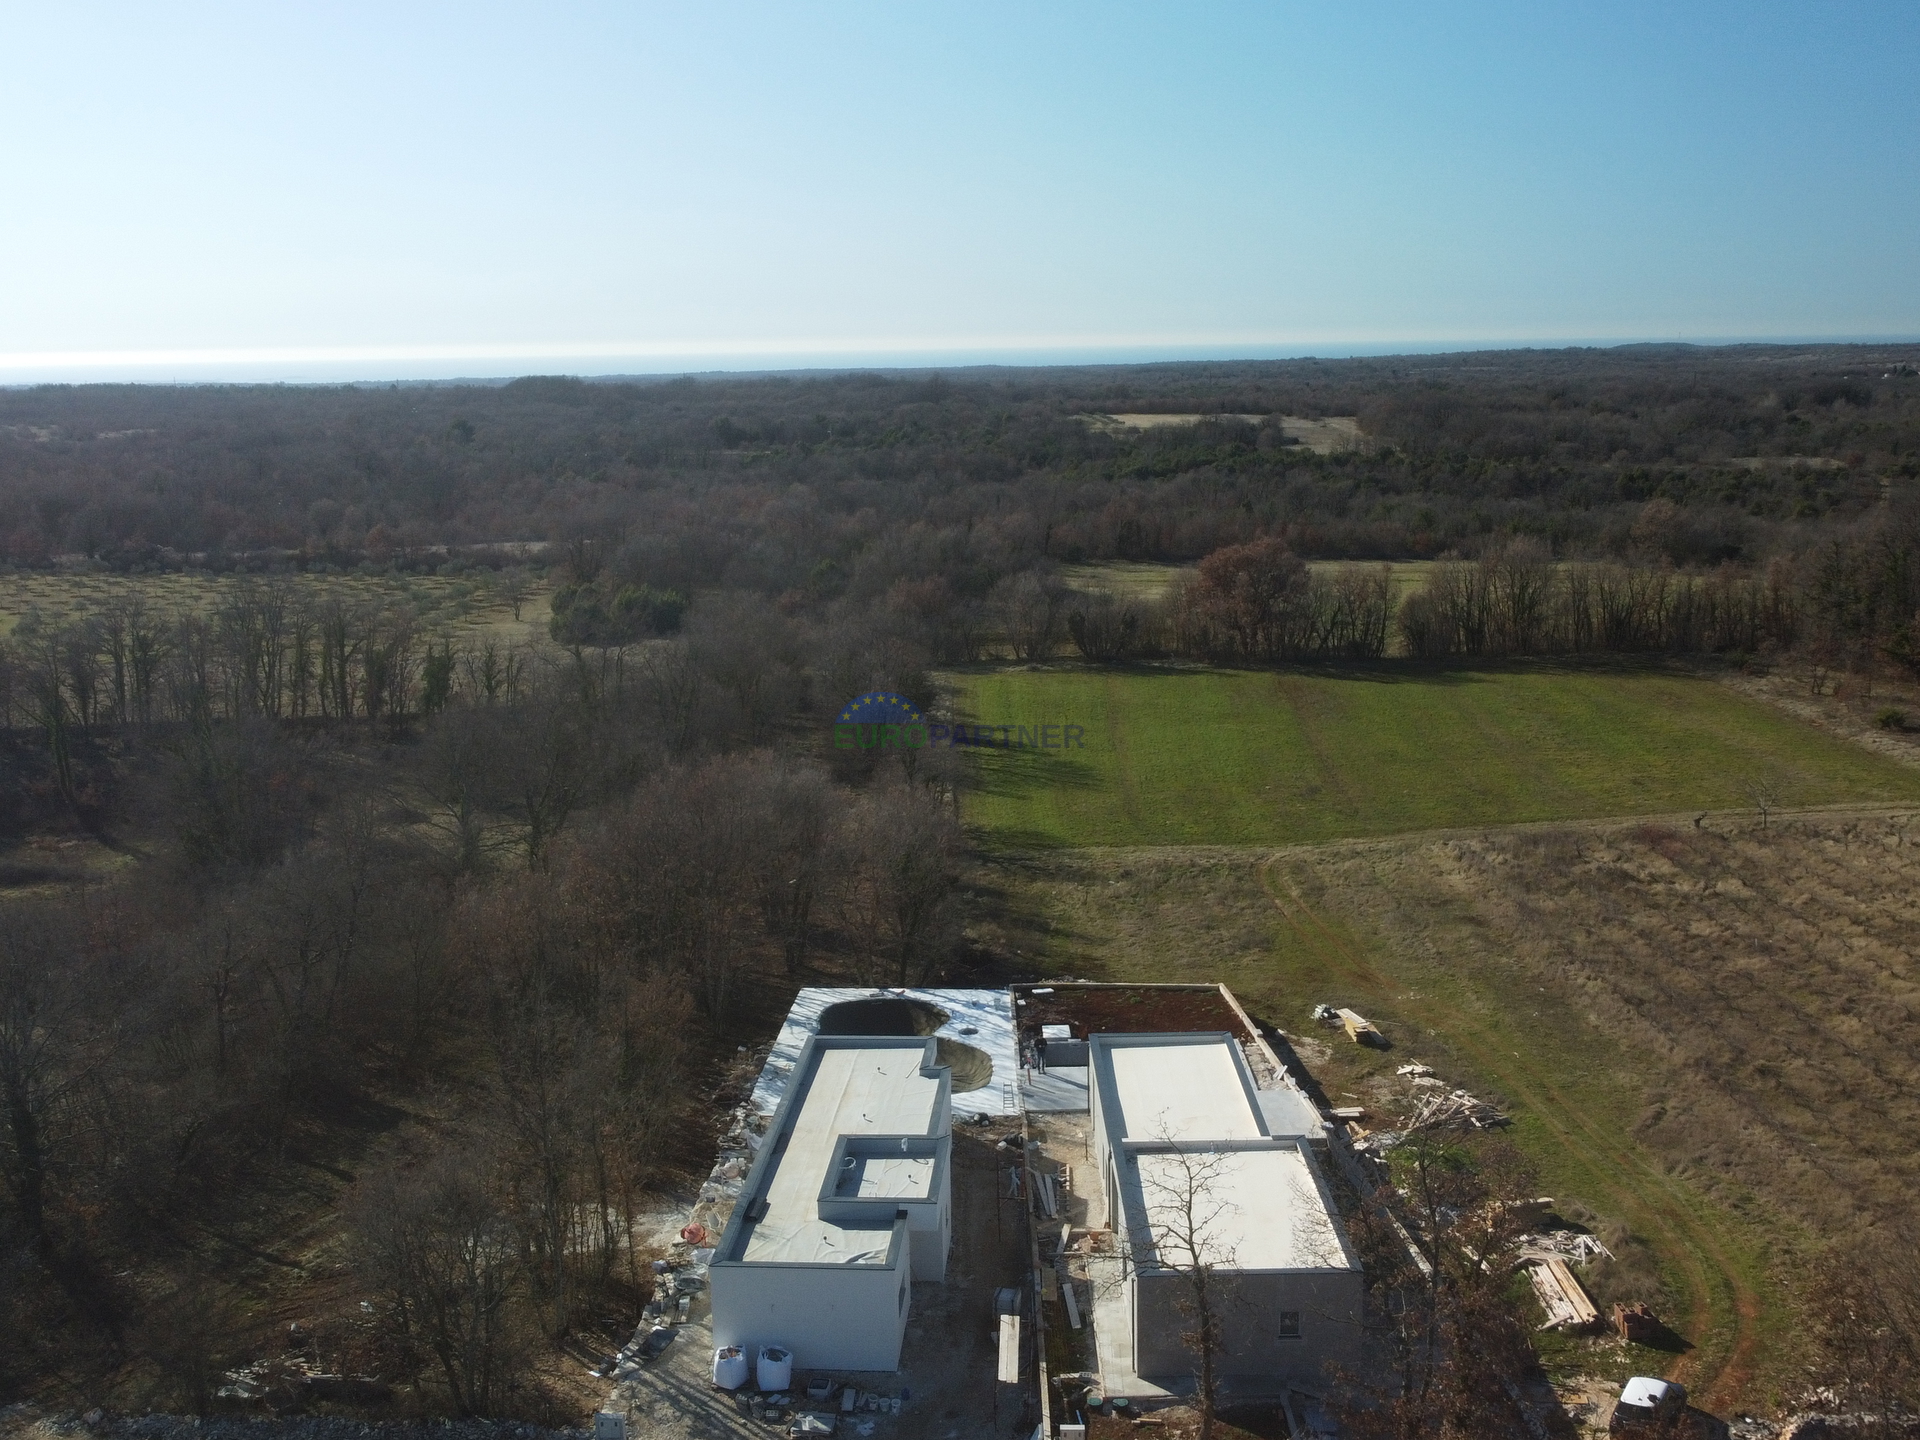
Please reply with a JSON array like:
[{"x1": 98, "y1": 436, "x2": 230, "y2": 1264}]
[
  {"x1": 1527, "y1": 1256, "x2": 1600, "y2": 1331},
  {"x1": 1335, "y1": 1008, "x2": 1382, "y2": 1045}
]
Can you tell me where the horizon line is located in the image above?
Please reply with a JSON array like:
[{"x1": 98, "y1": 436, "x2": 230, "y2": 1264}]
[{"x1": 3, "y1": 332, "x2": 1918, "y2": 386}]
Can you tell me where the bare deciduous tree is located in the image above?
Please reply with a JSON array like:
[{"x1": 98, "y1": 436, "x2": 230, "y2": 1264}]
[
  {"x1": 1132, "y1": 1136, "x2": 1241, "y2": 1439},
  {"x1": 991, "y1": 569, "x2": 1068, "y2": 661},
  {"x1": 1332, "y1": 1116, "x2": 1543, "y2": 1440},
  {"x1": 351, "y1": 1146, "x2": 524, "y2": 1417},
  {"x1": 834, "y1": 781, "x2": 960, "y2": 987}
]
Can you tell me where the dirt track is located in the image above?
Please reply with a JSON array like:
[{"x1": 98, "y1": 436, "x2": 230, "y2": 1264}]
[
  {"x1": 1258, "y1": 859, "x2": 1764, "y2": 1408},
  {"x1": 985, "y1": 800, "x2": 1920, "y2": 1413}
]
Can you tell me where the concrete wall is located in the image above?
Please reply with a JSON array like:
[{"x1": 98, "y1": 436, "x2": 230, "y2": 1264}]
[
  {"x1": 1132, "y1": 1269, "x2": 1364, "y2": 1388},
  {"x1": 908, "y1": 1200, "x2": 949, "y2": 1282},
  {"x1": 709, "y1": 1259, "x2": 910, "y2": 1373}
]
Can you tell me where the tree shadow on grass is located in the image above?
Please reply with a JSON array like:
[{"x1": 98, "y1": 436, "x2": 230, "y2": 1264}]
[
  {"x1": 994, "y1": 654, "x2": 1703, "y2": 686},
  {"x1": 958, "y1": 744, "x2": 1103, "y2": 802}
]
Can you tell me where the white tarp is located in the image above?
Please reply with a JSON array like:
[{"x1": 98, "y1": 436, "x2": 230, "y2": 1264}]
[{"x1": 750, "y1": 988, "x2": 1016, "y2": 1120}]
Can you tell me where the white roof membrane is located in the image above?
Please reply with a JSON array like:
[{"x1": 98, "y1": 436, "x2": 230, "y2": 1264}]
[
  {"x1": 739, "y1": 1044, "x2": 942, "y2": 1266},
  {"x1": 1133, "y1": 1147, "x2": 1348, "y2": 1272},
  {"x1": 1106, "y1": 1038, "x2": 1264, "y2": 1143}
]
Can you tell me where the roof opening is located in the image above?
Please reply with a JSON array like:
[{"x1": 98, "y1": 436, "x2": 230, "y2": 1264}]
[{"x1": 936, "y1": 1038, "x2": 993, "y2": 1094}]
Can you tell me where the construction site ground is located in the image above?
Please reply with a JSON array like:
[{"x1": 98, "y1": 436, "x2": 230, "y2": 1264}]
[{"x1": 611, "y1": 1130, "x2": 1033, "y2": 1440}]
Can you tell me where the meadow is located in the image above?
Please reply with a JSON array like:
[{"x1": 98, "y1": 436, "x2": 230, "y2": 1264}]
[
  {"x1": 0, "y1": 568, "x2": 552, "y2": 643},
  {"x1": 1062, "y1": 558, "x2": 1434, "y2": 605},
  {"x1": 979, "y1": 809, "x2": 1920, "y2": 1411},
  {"x1": 947, "y1": 662, "x2": 1920, "y2": 848}
]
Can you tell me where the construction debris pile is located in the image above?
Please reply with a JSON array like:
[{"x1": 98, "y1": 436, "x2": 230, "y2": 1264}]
[
  {"x1": 679, "y1": 1100, "x2": 768, "y2": 1251},
  {"x1": 1406, "y1": 1086, "x2": 1509, "y2": 1130},
  {"x1": 1518, "y1": 1230, "x2": 1612, "y2": 1265}
]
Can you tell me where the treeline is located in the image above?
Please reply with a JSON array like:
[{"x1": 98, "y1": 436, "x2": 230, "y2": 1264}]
[
  {"x1": 3, "y1": 345, "x2": 1918, "y2": 580},
  {"x1": 8, "y1": 489, "x2": 1915, "y2": 797},
  {"x1": 0, "y1": 749, "x2": 962, "y2": 1411},
  {"x1": 0, "y1": 575, "x2": 973, "y2": 1415},
  {"x1": 1397, "y1": 550, "x2": 1797, "y2": 658},
  {"x1": 1398, "y1": 496, "x2": 1920, "y2": 672}
]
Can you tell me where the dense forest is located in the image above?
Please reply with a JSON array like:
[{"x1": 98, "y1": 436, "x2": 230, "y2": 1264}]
[
  {"x1": 2, "y1": 345, "x2": 1918, "y2": 1422},
  {"x1": 4, "y1": 343, "x2": 1918, "y2": 574}
]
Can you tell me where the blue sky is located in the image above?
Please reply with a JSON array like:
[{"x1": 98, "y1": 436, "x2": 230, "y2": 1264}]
[{"x1": 3, "y1": 2, "x2": 1917, "y2": 381}]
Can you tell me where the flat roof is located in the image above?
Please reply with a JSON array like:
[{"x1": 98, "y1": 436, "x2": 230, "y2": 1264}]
[
  {"x1": 1133, "y1": 1146, "x2": 1349, "y2": 1271},
  {"x1": 1092, "y1": 1032, "x2": 1357, "y2": 1276},
  {"x1": 1105, "y1": 1037, "x2": 1265, "y2": 1144},
  {"x1": 736, "y1": 1041, "x2": 944, "y2": 1266}
]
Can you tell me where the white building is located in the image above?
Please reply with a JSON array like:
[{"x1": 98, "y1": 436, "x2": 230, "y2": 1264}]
[
  {"x1": 708, "y1": 1035, "x2": 953, "y2": 1372},
  {"x1": 1089, "y1": 1032, "x2": 1363, "y2": 1390}
]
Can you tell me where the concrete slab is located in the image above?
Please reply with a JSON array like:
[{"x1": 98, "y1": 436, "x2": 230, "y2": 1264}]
[
  {"x1": 1020, "y1": 1065, "x2": 1089, "y2": 1112},
  {"x1": 1085, "y1": 1252, "x2": 1183, "y2": 1405}
]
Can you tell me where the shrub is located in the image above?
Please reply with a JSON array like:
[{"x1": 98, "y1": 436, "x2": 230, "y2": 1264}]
[
  {"x1": 548, "y1": 579, "x2": 686, "y2": 646},
  {"x1": 1874, "y1": 706, "x2": 1908, "y2": 730}
]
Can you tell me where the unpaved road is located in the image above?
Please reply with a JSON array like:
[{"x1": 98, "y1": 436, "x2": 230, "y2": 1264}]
[{"x1": 1259, "y1": 854, "x2": 1766, "y2": 1408}]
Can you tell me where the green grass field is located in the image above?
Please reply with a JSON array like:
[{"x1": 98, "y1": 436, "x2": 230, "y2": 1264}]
[{"x1": 948, "y1": 663, "x2": 1920, "y2": 847}]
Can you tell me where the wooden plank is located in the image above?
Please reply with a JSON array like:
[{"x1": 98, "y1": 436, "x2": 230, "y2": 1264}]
[
  {"x1": 1528, "y1": 1258, "x2": 1599, "y2": 1330},
  {"x1": 1336, "y1": 1008, "x2": 1381, "y2": 1044},
  {"x1": 996, "y1": 1313, "x2": 1021, "y2": 1384},
  {"x1": 1544, "y1": 1256, "x2": 1598, "y2": 1327}
]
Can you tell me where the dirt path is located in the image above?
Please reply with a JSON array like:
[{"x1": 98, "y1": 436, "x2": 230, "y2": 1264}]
[{"x1": 1256, "y1": 857, "x2": 1766, "y2": 1410}]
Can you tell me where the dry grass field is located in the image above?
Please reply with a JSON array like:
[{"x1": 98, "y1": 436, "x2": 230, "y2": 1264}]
[
  {"x1": 1059, "y1": 559, "x2": 1187, "y2": 600},
  {"x1": 0, "y1": 569, "x2": 553, "y2": 643},
  {"x1": 970, "y1": 801, "x2": 1920, "y2": 1411},
  {"x1": 1076, "y1": 412, "x2": 1368, "y2": 453}
]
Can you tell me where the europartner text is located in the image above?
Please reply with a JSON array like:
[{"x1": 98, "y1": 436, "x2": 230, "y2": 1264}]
[{"x1": 832, "y1": 721, "x2": 1087, "y2": 751}]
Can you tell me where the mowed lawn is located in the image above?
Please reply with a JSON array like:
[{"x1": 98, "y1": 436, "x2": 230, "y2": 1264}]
[{"x1": 948, "y1": 664, "x2": 1920, "y2": 847}]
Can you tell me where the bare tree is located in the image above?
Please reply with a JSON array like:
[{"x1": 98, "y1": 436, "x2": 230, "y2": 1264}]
[
  {"x1": 834, "y1": 782, "x2": 960, "y2": 987},
  {"x1": 1331, "y1": 1114, "x2": 1542, "y2": 1440},
  {"x1": 492, "y1": 692, "x2": 601, "y2": 866},
  {"x1": 1804, "y1": 1221, "x2": 1920, "y2": 1433},
  {"x1": 138, "y1": 1267, "x2": 244, "y2": 1413},
  {"x1": 686, "y1": 592, "x2": 803, "y2": 744},
  {"x1": 493, "y1": 566, "x2": 534, "y2": 624},
  {"x1": 750, "y1": 761, "x2": 837, "y2": 975},
  {"x1": 634, "y1": 639, "x2": 706, "y2": 754},
  {"x1": 0, "y1": 913, "x2": 84, "y2": 1252},
  {"x1": 991, "y1": 569, "x2": 1068, "y2": 661},
  {"x1": 419, "y1": 707, "x2": 499, "y2": 874},
  {"x1": 351, "y1": 1146, "x2": 524, "y2": 1416},
  {"x1": 1131, "y1": 1136, "x2": 1242, "y2": 1439}
]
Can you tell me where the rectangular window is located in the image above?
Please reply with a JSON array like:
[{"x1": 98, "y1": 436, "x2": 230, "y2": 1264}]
[
  {"x1": 900, "y1": 1281, "x2": 910, "y2": 1316},
  {"x1": 1278, "y1": 1311, "x2": 1302, "y2": 1340}
]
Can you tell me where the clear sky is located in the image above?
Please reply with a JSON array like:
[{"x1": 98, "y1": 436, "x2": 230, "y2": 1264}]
[{"x1": 4, "y1": 2, "x2": 1917, "y2": 382}]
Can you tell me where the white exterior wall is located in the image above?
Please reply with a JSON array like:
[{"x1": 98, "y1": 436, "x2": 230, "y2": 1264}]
[
  {"x1": 709, "y1": 1035, "x2": 953, "y2": 1374},
  {"x1": 907, "y1": 1200, "x2": 949, "y2": 1282},
  {"x1": 708, "y1": 1253, "x2": 911, "y2": 1373}
]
